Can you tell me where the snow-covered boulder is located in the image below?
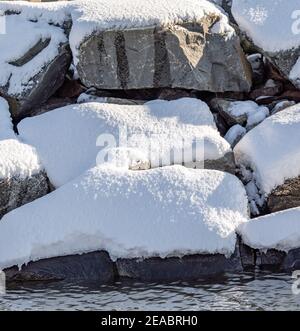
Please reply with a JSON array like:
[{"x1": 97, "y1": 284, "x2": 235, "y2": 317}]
[
  {"x1": 238, "y1": 207, "x2": 300, "y2": 271},
  {"x1": 70, "y1": 0, "x2": 251, "y2": 92},
  {"x1": 0, "y1": 2, "x2": 71, "y2": 119},
  {"x1": 0, "y1": 97, "x2": 49, "y2": 218},
  {"x1": 232, "y1": 0, "x2": 300, "y2": 89},
  {"x1": 0, "y1": 166, "x2": 249, "y2": 272},
  {"x1": 234, "y1": 103, "x2": 300, "y2": 213},
  {"x1": 224, "y1": 124, "x2": 246, "y2": 147},
  {"x1": 211, "y1": 98, "x2": 269, "y2": 129},
  {"x1": 18, "y1": 98, "x2": 235, "y2": 188}
]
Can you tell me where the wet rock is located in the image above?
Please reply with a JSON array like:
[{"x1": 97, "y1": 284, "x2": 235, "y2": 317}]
[
  {"x1": 77, "y1": 18, "x2": 251, "y2": 93},
  {"x1": 0, "y1": 171, "x2": 50, "y2": 219},
  {"x1": 256, "y1": 250, "x2": 286, "y2": 270},
  {"x1": 116, "y1": 253, "x2": 242, "y2": 282},
  {"x1": 267, "y1": 177, "x2": 300, "y2": 213},
  {"x1": 4, "y1": 251, "x2": 115, "y2": 283},
  {"x1": 283, "y1": 248, "x2": 300, "y2": 271},
  {"x1": 238, "y1": 241, "x2": 256, "y2": 270}
]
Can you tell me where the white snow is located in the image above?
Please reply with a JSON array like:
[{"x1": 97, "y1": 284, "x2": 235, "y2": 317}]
[
  {"x1": 68, "y1": 0, "x2": 235, "y2": 65},
  {"x1": 234, "y1": 103, "x2": 300, "y2": 196},
  {"x1": 0, "y1": 1, "x2": 70, "y2": 25},
  {"x1": 18, "y1": 98, "x2": 231, "y2": 188},
  {"x1": 232, "y1": 0, "x2": 300, "y2": 86},
  {"x1": 0, "y1": 97, "x2": 14, "y2": 140},
  {"x1": 224, "y1": 124, "x2": 246, "y2": 146},
  {"x1": 232, "y1": 0, "x2": 300, "y2": 53},
  {"x1": 238, "y1": 207, "x2": 300, "y2": 252},
  {"x1": 0, "y1": 97, "x2": 42, "y2": 179},
  {"x1": 290, "y1": 58, "x2": 300, "y2": 89},
  {"x1": 0, "y1": 166, "x2": 249, "y2": 269},
  {"x1": 0, "y1": 7, "x2": 68, "y2": 95},
  {"x1": 226, "y1": 100, "x2": 269, "y2": 129},
  {"x1": 0, "y1": 0, "x2": 235, "y2": 77}
]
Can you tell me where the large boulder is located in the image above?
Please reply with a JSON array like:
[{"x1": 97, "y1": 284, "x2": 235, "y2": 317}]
[
  {"x1": 0, "y1": 3, "x2": 72, "y2": 119},
  {"x1": 0, "y1": 98, "x2": 49, "y2": 218},
  {"x1": 0, "y1": 166, "x2": 249, "y2": 274},
  {"x1": 234, "y1": 103, "x2": 300, "y2": 213},
  {"x1": 18, "y1": 98, "x2": 235, "y2": 188},
  {"x1": 116, "y1": 252, "x2": 242, "y2": 282},
  {"x1": 232, "y1": 0, "x2": 300, "y2": 89},
  {"x1": 70, "y1": 0, "x2": 252, "y2": 92},
  {"x1": 4, "y1": 251, "x2": 115, "y2": 283},
  {"x1": 238, "y1": 208, "x2": 300, "y2": 271}
]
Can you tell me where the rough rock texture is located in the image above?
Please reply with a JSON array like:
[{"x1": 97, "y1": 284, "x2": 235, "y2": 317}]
[
  {"x1": 211, "y1": 98, "x2": 246, "y2": 126},
  {"x1": 4, "y1": 251, "x2": 115, "y2": 283},
  {"x1": 267, "y1": 177, "x2": 300, "y2": 213},
  {"x1": 116, "y1": 252, "x2": 242, "y2": 282},
  {"x1": 0, "y1": 172, "x2": 50, "y2": 219},
  {"x1": 203, "y1": 152, "x2": 236, "y2": 174},
  {"x1": 77, "y1": 21, "x2": 252, "y2": 92},
  {"x1": 1, "y1": 42, "x2": 72, "y2": 120},
  {"x1": 239, "y1": 240, "x2": 300, "y2": 272}
]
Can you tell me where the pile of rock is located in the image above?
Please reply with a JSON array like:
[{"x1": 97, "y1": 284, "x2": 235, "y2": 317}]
[{"x1": 1, "y1": 0, "x2": 300, "y2": 283}]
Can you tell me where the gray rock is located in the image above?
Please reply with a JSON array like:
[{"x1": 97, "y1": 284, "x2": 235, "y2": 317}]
[
  {"x1": 116, "y1": 252, "x2": 241, "y2": 282},
  {"x1": 77, "y1": 19, "x2": 252, "y2": 93},
  {"x1": 204, "y1": 152, "x2": 236, "y2": 175},
  {"x1": 0, "y1": 172, "x2": 49, "y2": 219},
  {"x1": 239, "y1": 240, "x2": 300, "y2": 272},
  {"x1": 0, "y1": 14, "x2": 72, "y2": 120},
  {"x1": 267, "y1": 177, "x2": 300, "y2": 213},
  {"x1": 4, "y1": 251, "x2": 115, "y2": 283},
  {"x1": 210, "y1": 98, "x2": 247, "y2": 126}
]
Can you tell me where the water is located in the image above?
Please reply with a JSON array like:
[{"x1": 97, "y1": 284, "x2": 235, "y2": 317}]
[{"x1": 0, "y1": 272, "x2": 299, "y2": 311}]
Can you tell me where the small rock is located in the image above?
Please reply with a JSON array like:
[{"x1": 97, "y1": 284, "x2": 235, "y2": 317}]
[
  {"x1": 250, "y1": 79, "x2": 283, "y2": 100},
  {"x1": 224, "y1": 124, "x2": 246, "y2": 147}
]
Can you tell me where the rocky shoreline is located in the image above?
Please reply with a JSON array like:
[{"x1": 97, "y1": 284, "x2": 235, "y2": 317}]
[{"x1": 1, "y1": 0, "x2": 300, "y2": 284}]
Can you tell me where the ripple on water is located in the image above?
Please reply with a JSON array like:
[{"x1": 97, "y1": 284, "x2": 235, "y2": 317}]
[{"x1": 0, "y1": 272, "x2": 300, "y2": 311}]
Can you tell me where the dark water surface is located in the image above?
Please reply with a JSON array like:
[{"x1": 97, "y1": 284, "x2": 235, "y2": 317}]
[{"x1": 0, "y1": 272, "x2": 300, "y2": 311}]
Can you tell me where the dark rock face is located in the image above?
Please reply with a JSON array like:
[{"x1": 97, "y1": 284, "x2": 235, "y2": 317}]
[
  {"x1": 239, "y1": 241, "x2": 300, "y2": 272},
  {"x1": 1, "y1": 43, "x2": 72, "y2": 121},
  {"x1": 267, "y1": 177, "x2": 300, "y2": 213},
  {"x1": 4, "y1": 251, "x2": 115, "y2": 283},
  {"x1": 204, "y1": 152, "x2": 236, "y2": 175},
  {"x1": 0, "y1": 172, "x2": 50, "y2": 219},
  {"x1": 116, "y1": 253, "x2": 242, "y2": 282},
  {"x1": 77, "y1": 21, "x2": 251, "y2": 93}
]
